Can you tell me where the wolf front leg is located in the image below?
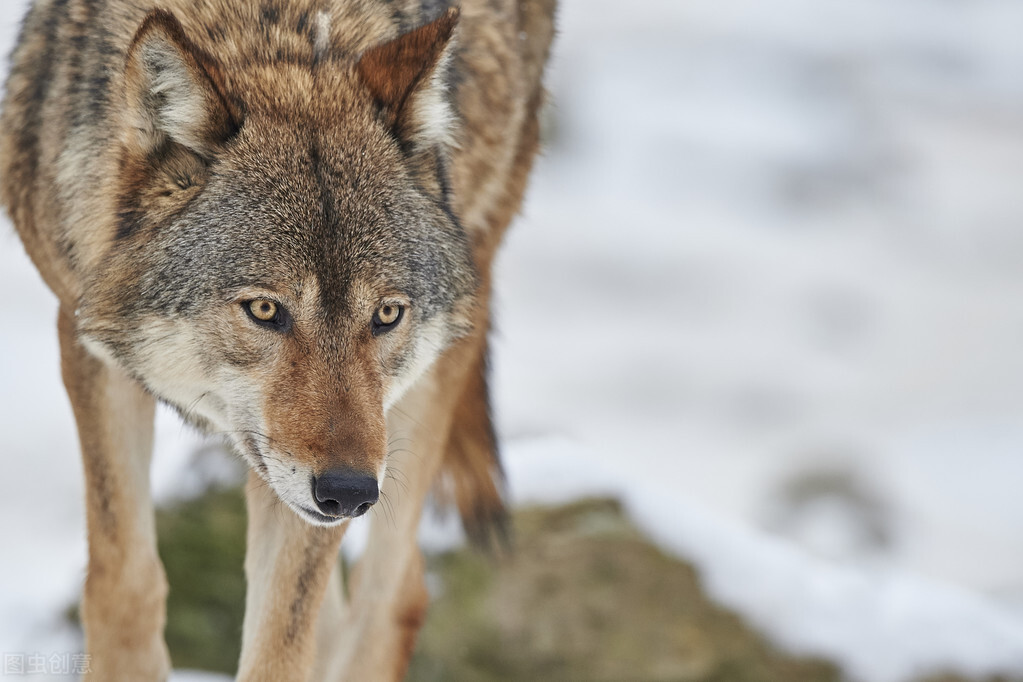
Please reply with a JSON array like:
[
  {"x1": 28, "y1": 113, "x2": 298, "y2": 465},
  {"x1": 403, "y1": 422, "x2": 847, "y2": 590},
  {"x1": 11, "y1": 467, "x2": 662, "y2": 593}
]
[
  {"x1": 57, "y1": 307, "x2": 170, "y2": 681},
  {"x1": 237, "y1": 473, "x2": 347, "y2": 681}
]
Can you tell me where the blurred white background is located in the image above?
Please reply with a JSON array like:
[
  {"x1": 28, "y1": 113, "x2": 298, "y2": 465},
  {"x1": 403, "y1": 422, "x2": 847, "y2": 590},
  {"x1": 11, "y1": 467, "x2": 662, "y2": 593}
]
[{"x1": 2, "y1": 0, "x2": 1023, "y2": 680}]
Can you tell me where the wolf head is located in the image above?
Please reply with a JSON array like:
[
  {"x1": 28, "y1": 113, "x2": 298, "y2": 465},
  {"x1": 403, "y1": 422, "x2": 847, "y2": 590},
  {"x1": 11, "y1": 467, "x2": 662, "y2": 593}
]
[{"x1": 77, "y1": 8, "x2": 476, "y2": 526}]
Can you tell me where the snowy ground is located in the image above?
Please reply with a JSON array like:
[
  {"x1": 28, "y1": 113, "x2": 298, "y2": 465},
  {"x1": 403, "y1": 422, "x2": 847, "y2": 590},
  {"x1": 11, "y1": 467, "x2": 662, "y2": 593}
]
[{"x1": 2, "y1": 0, "x2": 1023, "y2": 680}]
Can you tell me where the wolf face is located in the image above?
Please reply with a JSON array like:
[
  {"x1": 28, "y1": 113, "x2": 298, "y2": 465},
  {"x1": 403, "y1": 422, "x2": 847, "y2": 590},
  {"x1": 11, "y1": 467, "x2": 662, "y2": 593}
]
[{"x1": 77, "y1": 9, "x2": 476, "y2": 526}]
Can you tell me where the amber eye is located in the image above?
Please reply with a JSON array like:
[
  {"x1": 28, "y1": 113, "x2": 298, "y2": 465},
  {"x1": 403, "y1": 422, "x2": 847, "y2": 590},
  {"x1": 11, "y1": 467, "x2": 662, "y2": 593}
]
[
  {"x1": 372, "y1": 304, "x2": 405, "y2": 335},
  {"x1": 243, "y1": 298, "x2": 291, "y2": 331},
  {"x1": 249, "y1": 299, "x2": 278, "y2": 321},
  {"x1": 377, "y1": 304, "x2": 400, "y2": 325}
]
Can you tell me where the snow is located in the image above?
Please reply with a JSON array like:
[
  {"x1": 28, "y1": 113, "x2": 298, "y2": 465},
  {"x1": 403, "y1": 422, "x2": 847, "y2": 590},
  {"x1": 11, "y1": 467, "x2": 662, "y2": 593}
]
[
  {"x1": 501, "y1": 438, "x2": 1023, "y2": 682},
  {"x1": 2, "y1": 0, "x2": 1023, "y2": 680}
]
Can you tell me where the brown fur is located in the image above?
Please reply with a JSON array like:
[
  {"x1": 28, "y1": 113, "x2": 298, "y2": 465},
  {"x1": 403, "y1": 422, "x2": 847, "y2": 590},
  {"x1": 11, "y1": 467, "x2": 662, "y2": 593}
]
[
  {"x1": 358, "y1": 7, "x2": 458, "y2": 138},
  {"x1": 1, "y1": 0, "x2": 556, "y2": 679},
  {"x1": 58, "y1": 307, "x2": 171, "y2": 679}
]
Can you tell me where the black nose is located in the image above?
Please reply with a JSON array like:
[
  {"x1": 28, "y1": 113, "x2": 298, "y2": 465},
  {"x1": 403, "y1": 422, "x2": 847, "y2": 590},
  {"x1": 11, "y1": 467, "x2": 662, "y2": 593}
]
[{"x1": 312, "y1": 470, "x2": 379, "y2": 518}]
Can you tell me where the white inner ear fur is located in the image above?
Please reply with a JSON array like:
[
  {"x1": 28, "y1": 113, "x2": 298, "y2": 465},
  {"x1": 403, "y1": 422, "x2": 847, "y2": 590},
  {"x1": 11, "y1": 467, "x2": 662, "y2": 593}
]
[
  {"x1": 409, "y1": 39, "x2": 458, "y2": 149},
  {"x1": 140, "y1": 38, "x2": 210, "y2": 153}
]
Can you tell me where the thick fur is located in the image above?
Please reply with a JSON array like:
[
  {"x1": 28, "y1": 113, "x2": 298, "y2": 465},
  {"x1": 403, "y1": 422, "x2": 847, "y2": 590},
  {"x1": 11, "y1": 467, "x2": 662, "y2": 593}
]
[{"x1": 1, "y1": 0, "x2": 555, "y2": 679}]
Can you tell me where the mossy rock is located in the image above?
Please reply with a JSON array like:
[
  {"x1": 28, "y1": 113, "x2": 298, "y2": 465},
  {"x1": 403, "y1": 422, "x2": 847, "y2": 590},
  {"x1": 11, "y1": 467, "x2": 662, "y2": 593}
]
[
  {"x1": 70, "y1": 490, "x2": 1009, "y2": 681},
  {"x1": 409, "y1": 498, "x2": 839, "y2": 682}
]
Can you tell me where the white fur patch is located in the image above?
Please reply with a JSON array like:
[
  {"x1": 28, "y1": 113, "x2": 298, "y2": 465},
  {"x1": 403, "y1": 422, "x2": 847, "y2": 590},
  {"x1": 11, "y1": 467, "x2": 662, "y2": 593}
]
[
  {"x1": 410, "y1": 44, "x2": 458, "y2": 148},
  {"x1": 383, "y1": 315, "x2": 449, "y2": 411},
  {"x1": 314, "y1": 11, "x2": 332, "y2": 60},
  {"x1": 412, "y1": 79, "x2": 457, "y2": 148}
]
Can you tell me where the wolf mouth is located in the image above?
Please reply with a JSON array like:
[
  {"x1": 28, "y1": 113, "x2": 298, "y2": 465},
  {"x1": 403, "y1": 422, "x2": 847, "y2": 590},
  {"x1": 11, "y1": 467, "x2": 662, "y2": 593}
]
[
  {"x1": 244, "y1": 441, "x2": 349, "y2": 525},
  {"x1": 298, "y1": 506, "x2": 350, "y2": 526}
]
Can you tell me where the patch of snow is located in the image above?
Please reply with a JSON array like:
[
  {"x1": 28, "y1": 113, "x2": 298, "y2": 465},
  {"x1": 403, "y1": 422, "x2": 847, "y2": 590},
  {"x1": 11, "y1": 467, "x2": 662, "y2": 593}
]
[{"x1": 500, "y1": 438, "x2": 1023, "y2": 682}]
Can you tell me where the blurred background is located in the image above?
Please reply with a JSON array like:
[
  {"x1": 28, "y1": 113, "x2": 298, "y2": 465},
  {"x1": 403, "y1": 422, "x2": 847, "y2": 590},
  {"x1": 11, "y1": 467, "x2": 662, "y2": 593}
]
[{"x1": 2, "y1": 0, "x2": 1023, "y2": 680}]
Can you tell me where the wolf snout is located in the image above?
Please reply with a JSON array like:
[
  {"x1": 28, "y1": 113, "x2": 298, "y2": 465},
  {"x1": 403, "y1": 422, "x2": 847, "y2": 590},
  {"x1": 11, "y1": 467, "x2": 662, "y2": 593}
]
[{"x1": 312, "y1": 470, "x2": 379, "y2": 518}]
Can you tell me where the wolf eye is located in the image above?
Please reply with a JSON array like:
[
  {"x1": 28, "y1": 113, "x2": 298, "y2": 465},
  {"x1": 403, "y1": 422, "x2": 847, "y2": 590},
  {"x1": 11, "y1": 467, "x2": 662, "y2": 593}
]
[
  {"x1": 244, "y1": 299, "x2": 288, "y2": 330},
  {"x1": 372, "y1": 304, "x2": 404, "y2": 335},
  {"x1": 249, "y1": 299, "x2": 277, "y2": 321}
]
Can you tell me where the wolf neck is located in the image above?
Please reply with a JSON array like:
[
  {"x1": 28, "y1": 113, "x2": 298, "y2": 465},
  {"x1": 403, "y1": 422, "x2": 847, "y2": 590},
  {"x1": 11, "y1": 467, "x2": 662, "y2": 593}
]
[
  {"x1": 55, "y1": 0, "x2": 442, "y2": 78},
  {"x1": 137, "y1": 0, "x2": 439, "y2": 68}
]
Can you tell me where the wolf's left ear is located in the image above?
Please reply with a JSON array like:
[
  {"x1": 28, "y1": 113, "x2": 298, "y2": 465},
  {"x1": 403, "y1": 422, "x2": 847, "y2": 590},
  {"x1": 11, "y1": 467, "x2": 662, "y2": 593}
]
[
  {"x1": 123, "y1": 10, "x2": 240, "y2": 158},
  {"x1": 357, "y1": 7, "x2": 460, "y2": 149}
]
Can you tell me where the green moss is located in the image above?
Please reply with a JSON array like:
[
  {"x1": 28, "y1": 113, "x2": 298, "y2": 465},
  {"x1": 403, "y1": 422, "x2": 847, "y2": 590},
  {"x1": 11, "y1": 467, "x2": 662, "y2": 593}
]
[{"x1": 156, "y1": 486, "x2": 247, "y2": 674}]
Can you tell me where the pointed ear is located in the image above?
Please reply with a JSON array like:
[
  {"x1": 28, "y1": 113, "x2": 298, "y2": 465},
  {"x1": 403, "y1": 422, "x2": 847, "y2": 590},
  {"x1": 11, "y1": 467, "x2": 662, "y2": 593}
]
[
  {"x1": 123, "y1": 10, "x2": 240, "y2": 157},
  {"x1": 357, "y1": 7, "x2": 460, "y2": 148}
]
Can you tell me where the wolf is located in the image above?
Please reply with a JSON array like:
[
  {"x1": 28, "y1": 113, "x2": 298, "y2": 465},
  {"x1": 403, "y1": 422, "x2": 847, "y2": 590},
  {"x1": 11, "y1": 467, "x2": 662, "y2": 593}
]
[{"x1": 0, "y1": 0, "x2": 555, "y2": 678}]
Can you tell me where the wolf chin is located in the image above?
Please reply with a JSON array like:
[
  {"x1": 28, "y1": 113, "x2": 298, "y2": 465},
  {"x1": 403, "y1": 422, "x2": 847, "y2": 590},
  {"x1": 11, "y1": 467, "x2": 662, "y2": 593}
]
[{"x1": 0, "y1": 0, "x2": 555, "y2": 679}]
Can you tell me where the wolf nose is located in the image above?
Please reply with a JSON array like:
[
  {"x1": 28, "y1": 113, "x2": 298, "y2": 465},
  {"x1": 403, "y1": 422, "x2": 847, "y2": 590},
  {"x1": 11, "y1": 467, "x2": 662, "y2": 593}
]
[{"x1": 312, "y1": 471, "x2": 379, "y2": 518}]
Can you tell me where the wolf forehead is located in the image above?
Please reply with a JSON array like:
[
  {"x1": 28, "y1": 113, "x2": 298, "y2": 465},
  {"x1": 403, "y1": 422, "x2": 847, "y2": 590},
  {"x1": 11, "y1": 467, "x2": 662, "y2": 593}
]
[
  {"x1": 123, "y1": 131, "x2": 475, "y2": 316},
  {"x1": 117, "y1": 80, "x2": 474, "y2": 315}
]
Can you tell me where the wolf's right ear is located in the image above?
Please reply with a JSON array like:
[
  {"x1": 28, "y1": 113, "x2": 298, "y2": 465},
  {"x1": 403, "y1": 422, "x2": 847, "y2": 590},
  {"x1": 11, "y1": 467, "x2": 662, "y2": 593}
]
[{"x1": 123, "y1": 10, "x2": 240, "y2": 158}]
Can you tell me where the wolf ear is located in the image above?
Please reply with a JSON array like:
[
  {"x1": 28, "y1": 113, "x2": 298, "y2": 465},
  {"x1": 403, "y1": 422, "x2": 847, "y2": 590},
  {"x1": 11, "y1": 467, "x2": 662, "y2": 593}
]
[
  {"x1": 123, "y1": 10, "x2": 240, "y2": 157},
  {"x1": 357, "y1": 7, "x2": 459, "y2": 148}
]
